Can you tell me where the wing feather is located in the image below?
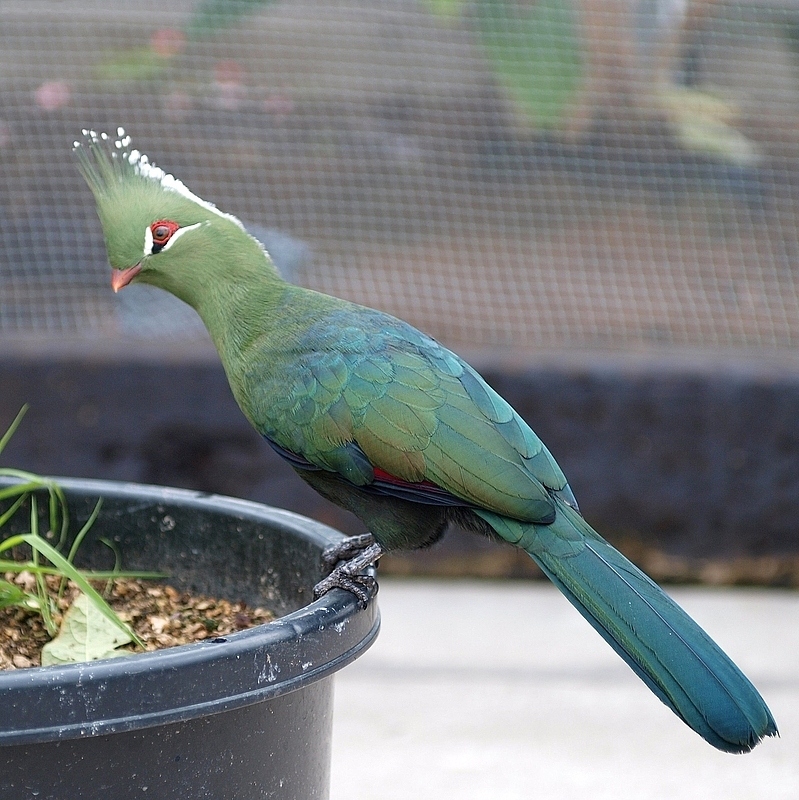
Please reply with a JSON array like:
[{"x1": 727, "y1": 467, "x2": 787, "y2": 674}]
[{"x1": 247, "y1": 306, "x2": 570, "y2": 522}]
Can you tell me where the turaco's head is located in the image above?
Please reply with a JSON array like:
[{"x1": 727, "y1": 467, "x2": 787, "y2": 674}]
[{"x1": 74, "y1": 128, "x2": 276, "y2": 305}]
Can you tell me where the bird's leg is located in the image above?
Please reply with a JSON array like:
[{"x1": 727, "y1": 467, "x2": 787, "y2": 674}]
[
  {"x1": 321, "y1": 532, "x2": 376, "y2": 570},
  {"x1": 314, "y1": 534, "x2": 384, "y2": 608}
]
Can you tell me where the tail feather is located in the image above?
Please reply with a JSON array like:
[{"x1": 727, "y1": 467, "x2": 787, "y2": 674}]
[{"x1": 479, "y1": 503, "x2": 778, "y2": 753}]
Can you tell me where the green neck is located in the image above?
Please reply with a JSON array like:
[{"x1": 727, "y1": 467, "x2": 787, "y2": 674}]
[{"x1": 192, "y1": 254, "x2": 289, "y2": 372}]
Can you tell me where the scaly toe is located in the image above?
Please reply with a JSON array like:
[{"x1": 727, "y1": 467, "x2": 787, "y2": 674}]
[{"x1": 313, "y1": 569, "x2": 377, "y2": 608}]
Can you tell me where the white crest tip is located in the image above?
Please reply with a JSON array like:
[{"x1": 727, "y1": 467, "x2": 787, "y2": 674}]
[{"x1": 75, "y1": 126, "x2": 248, "y2": 232}]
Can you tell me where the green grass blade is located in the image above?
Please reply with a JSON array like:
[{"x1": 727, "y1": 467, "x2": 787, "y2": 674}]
[
  {"x1": 0, "y1": 468, "x2": 54, "y2": 483},
  {"x1": 0, "y1": 533, "x2": 34, "y2": 553},
  {"x1": 0, "y1": 492, "x2": 29, "y2": 528},
  {"x1": 0, "y1": 560, "x2": 165, "y2": 580},
  {"x1": 30, "y1": 496, "x2": 58, "y2": 635},
  {"x1": 18, "y1": 533, "x2": 145, "y2": 648},
  {"x1": 0, "y1": 578, "x2": 40, "y2": 611},
  {"x1": 67, "y1": 499, "x2": 103, "y2": 565},
  {"x1": 0, "y1": 481, "x2": 39, "y2": 501},
  {"x1": 0, "y1": 405, "x2": 29, "y2": 456},
  {"x1": 0, "y1": 471, "x2": 70, "y2": 548},
  {"x1": 2, "y1": 415, "x2": 161, "y2": 655},
  {"x1": 97, "y1": 534, "x2": 122, "y2": 595},
  {"x1": 60, "y1": 499, "x2": 103, "y2": 598}
]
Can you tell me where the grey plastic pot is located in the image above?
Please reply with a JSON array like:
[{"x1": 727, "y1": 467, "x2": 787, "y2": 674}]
[{"x1": 0, "y1": 477, "x2": 379, "y2": 800}]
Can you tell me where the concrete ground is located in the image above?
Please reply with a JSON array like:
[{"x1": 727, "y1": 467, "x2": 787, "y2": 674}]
[{"x1": 331, "y1": 578, "x2": 798, "y2": 800}]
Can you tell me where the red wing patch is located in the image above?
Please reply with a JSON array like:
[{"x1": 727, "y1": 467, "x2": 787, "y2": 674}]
[
  {"x1": 264, "y1": 436, "x2": 469, "y2": 507},
  {"x1": 370, "y1": 467, "x2": 470, "y2": 507}
]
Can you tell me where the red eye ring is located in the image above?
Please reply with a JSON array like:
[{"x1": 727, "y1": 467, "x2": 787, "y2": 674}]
[{"x1": 150, "y1": 220, "x2": 180, "y2": 246}]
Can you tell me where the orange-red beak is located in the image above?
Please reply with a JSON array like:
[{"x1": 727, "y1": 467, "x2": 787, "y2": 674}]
[{"x1": 111, "y1": 264, "x2": 142, "y2": 293}]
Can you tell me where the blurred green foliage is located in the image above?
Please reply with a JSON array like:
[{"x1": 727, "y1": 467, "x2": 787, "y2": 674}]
[{"x1": 473, "y1": 0, "x2": 582, "y2": 129}]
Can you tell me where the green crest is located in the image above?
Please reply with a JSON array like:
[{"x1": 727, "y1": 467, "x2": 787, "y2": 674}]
[{"x1": 73, "y1": 128, "x2": 244, "y2": 270}]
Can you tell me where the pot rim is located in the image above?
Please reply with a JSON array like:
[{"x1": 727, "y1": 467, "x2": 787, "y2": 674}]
[{"x1": 0, "y1": 477, "x2": 380, "y2": 745}]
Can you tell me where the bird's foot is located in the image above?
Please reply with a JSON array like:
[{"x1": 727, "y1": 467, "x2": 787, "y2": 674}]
[{"x1": 314, "y1": 536, "x2": 384, "y2": 608}]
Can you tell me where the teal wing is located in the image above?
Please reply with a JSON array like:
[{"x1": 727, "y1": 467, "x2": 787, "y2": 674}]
[{"x1": 246, "y1": 306, "x2": 570, "y2": 523}]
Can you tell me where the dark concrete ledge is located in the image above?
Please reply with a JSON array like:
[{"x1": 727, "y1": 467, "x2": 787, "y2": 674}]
[{"x1": 2, "y1": 339, "x2": 799, "y2": 583}]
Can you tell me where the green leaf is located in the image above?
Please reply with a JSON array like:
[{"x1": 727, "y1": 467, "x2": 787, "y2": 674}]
[{"x1": 41, "y1": 593, "x2": 133, "y2": 666}]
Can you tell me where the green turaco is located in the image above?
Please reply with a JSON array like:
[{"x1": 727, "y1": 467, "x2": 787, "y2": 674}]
[{"x1": 75, "y1": 128, "x2": 777, "y2": 753}]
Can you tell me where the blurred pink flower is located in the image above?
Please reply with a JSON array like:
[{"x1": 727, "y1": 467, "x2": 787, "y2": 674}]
[
  {"x1": 150, "y1": 28, "x2": 186, "y2": 58},
  {"x1": 34, "y1": 81, "x2": 71, "y2": 111},
  {"x1": 213, "y1": 59, "x2": 246, "y2": 111}
]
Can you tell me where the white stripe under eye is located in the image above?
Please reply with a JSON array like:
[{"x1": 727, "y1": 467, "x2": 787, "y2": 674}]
[
  {"x1": 161, "y1": 221, "x2": 203, "y2": 252},
  {"x1": 143, "y1": 221, "x2": 204, "y2": 257}
]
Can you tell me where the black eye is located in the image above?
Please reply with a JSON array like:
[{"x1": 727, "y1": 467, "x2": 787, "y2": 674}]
[{"x1": 153, "y1": 224, "x2": 172, "y2": 242}]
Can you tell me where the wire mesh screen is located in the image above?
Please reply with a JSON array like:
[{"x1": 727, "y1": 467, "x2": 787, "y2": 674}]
[{"x1": 3, "y1": 0, "x2": 799, "y2": 351}]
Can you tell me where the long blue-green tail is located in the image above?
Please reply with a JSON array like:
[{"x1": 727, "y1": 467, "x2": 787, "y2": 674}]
[{"x1": 478, "y1": 502, "x2": 778, "y2": 753}]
